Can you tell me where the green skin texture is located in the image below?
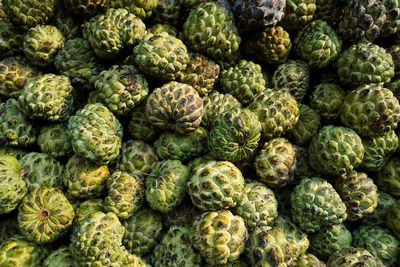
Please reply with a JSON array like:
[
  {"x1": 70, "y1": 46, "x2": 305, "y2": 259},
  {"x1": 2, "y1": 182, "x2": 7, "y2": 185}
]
[
  {"x1": 145, "y1": 159, "x2": 190, "y2": 213},
  {"x1": 37, "y1": 123, "x2": 73, "y2": 158},
  {"x1": 287, "y1": 104, "x2": 321, "y2": 146},
  {"x1": 327, "y1": 247, "x2": 385, "y2": 267},
  {"x1": 107, "y1": 0, "x2": 158, "y2": 19},
  {"x1": 209, "y1": 107, "x2": 261, "y2": 163},
  {"x1": 43, "y1": 246, "x2": 74, "y2": 267}
]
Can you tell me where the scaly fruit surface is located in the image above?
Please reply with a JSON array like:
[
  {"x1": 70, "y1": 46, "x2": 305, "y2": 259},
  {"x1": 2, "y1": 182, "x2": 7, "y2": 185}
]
[
  {"x1": 123, "y1": 206, "x2": 163, "y2": 255},
  {"x1": 376, "y1": 157, "x2": 400, "y2": 197},
  {"x1": 146, "y1": 81, "x2": 203, "y2": 134},
  {"x1": 128, "y1": 104, "x2": 160, "y2": 142},
  {"x1": 362, "y1": 191, "x2": 396, "y2": 226},
  {"x1": 308, "y1": 125, "x2": 365, "y2": 176},
  {"x1": 209, "y1": 107, "x2": 261, "y2": 163},
  {"x1": 353, "y1": 225, "x2": 400, "y2": 266},
  {"x1": 105, "y1": 171, "x2": 144, "y2": 219},
  {"x1": 51, "y1": 8, "x2": 82, "y2": 40},
  {"x1": 37, "y1": 123, "x2": 73, "y2": 158},
  {"x1": 188, "y1": 160, "x2": 244, "y2": 211},
  {"x1": 201, "y1": 91, "x2": 241, "y2": 129},
  {"x1": 107, "y1": 0, "x2": 158, "y2": 19},
  {"x1": 151, "y1": 225, "x2": 202, "y2": 267},
  {"x1": 63, "y1": 154, "x2": 110, "y2": 199},
  {"x1": 18, "y1": 187, "x2": 74, "y2": 245},
  {"x1": 386, "y1": 199, "x2": 400, "y2": 239},
  {"x1": 294, "y1": 19, "x2": 342, "y2": 68},
  {"x1": 68, "y1": 103, "x2": 123, "y2": 164},
  {"x1": 0, "y1": 21, "x2": 25, "y2": 57},
  {"x1": 326, "y1": 247, "x2": 385, "y2": 267},
  {"x1": 219, "y1": 60, "x2": 265, "y2": 105},
  {"x1": 161, "y1": 198, "x2": 201, "y2": 228},
  {"x1": 296, "y1": 253, "x2": 326, "y2": 267},
  {"x1": 254, "y1": 138, "x2": 297, "y2": 187},
  {"x1": 291, "y1": 177, "x2": 347, "y2": 233},
  {"x1": 191, "y1": 210, "x2": 248, "y2": 265},
  {"x1": 145, "y1": 159, "x2": 190, "y2": 213},
  {"x1": 381, "y1": 0, "x2": 400, "y2": 36},
  {"x1": 388, "y1": 44, "x2": 400, "y2": 77},
  {"x1": 183, "y1": 1, "x2": 241, "y2": 60},
  {"x1": 233, "y1": 180, "x2": 278, "y2": 230},
  {"x1": 43, "y1": 246, "x2": 74, "y2": 267},
  {"x1": 114, "y1": 140, "x2": 158, "y2": 178},
  {"x1": 310, "y1": 83, "x2": 346, "y2": 121},
  {"x1": 0, "y1": 155, "x2": 27, "y2": 214},
  {"x1": 4, "y1": 0, "x2": 56, "y2": 30},
  {"x1": 23, "y1": 25, "x2": 65, "y2": 67},
  {"x1": 309, "y1": 223, "x2": 352, "y2": 260},
  {"x1": 281, "y1": 0, "x2": 316, "y2": 31},
  {"x1": 337, "y1": 42, "x2": 394, "y2": 86},
  {"x1": 63, "y1": 0, "x2": 106, "y2": 16},
  {"x1": 96, "y1": 65, "x2": 149, "y2": 116},
  {"x1": 133, "y1": 32, "x2": 189, "y2": 81},
  {"x1": 287, "y1": 104, "x2": 321, "y2": 146},
  {"x1": 154, "y1": 127, "x2": 209, "y2": 161},
  {"x1": 83, "y1": 8, "x2": 146, "y2": 59},
  {"x1": 338, "y1": 0, "x2": 387, "y2": 42},
  {"x1": 152, "y1": 0, "x2": 182, "y2": 26},
  {"x1": 0, "y1": 98, "x2": 37, "y2": 147},
  {"x1": 18, "y1": 74, "x2": 74, "y2": 122},
  {"x1": 340, "y1": 84, "x2": 400, "y2": 137},
  {"x1": 73, "y1": 198, "x2": 104, "y2": 226},
  {"x1": 19, "y1": 152, "x2": 64, "y2": 191},
  {"x1": 0, "y1": 56, "x2": 39, "y2": 98},
  {"x1": 248, "y1": 89, "x2": 300, "y2": 139}
]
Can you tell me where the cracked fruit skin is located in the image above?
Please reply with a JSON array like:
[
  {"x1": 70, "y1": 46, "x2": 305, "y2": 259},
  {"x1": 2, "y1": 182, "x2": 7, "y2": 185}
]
[
  {"x1": 18, "y1": 187, "x2": 75, "y2": 245},
  {"x1": 191, "y1": 210, "x2": 248, "y2": 265}
]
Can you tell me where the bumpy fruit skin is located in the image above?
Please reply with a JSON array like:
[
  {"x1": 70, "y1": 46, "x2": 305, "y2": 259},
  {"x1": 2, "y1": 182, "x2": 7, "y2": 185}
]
[
  {"x1": 255, "y1": 138, "x2": 297, "y2": 187},
  {"x1": 18, "y1": 187, "x2": 74, "y2": 245},
  {"x1": 63, "y1": 0, "x2": 106, "y2": 16},
  {"x1": 20, "y1": 152, "x2": 64, "y2": 191},
  {"x1": 128, "y1": 104, "x2": 160, "y2": 142},
  {"x1": 338, "y1": 0, "x2": 387, "y2": 43},
  {"x1": 0, "y1": 56, "x2": 39, "y2": 98},
  {"x1": 152, "y1": 0, "x2": 182, "y2": 26},
  {"x1": 248, "y1": 89, "x2": 300, "y2": 139},
  {"x1": 0, "y1": 98, "x2": 37, "y2": 147},
  {"x1": 376, "y1": 157, "x2": 400, "y2": 197},
  {"x1": 219, "y1": 60, "x2": 265, "y2": 105},
  {"x1": 52, "y1": 8, "x2": 82, "y2": 40},
  {"x1": 133, "y1": 32, "x2": 189, "y2": 81},
  {"x1": 387, "y1": 199, "x2": 400, "y2": 239},
  {"x1": 37, "y1": 123, "x2": 73, "y2": 158},
  {"x1": 105, "y1": 171, "x2": 144, "y2": 219},
  {"x1": 188, "y1": 161, "x2": 244, "y2": 211},
  {"x1": 123, "y1": 207, "x2": 163, "y2": 255},
  {"x1": 0, "y1": 21, "x2": 25, "y2": 57},
  {"x1": 4, "y1": 0, "x2": 56, "y2": 30},
  {"x1": 0, "y1": 235, "x2": 49, "y2": 266},
  {"x1": 231, "y1": 0, "x2": 286, "y2": 28},
  {"x1": 310, "y1": 83, "x2": 346, "y2": 121},
  {"x1": 180, "y1": 53, "x2": 220, "y2": 97},
  {"x1": 191, "y1": 210, "x2": 248, "y2": 265},
  {"x1": 83, "y1": 8, "x2": 146, "y2": 59},
  {"x1": 281, "y1": 0, "x2": 316, "y2": 31},
  {"x1": 209, "y1": 108, "x2": 261, "y2": 163},
  {"x1": 243, "y1": 26, "x2": 292, "y2": 65},
  {"x1": 340, "y1": 84, "x2": 400, "y2": 137},
  {"x1": 63, "y1": 155, "x2": 110, "y2": 199},
  {"x1": 337, "y1": 42, "x2": 394, "y2": 86},
  {"x1": 246, "y1": 224, "x2": 294, "y2": 266},
  {"x1": 272, "y1": 60, "x2": 310, "y2": 103},
  {"x1": 0, "y1": 155, "x2": 27, "y2": 214},
  {"x1": 151, "y1": 225, "x2": 202, "y2": 267},
  {"x1": 183, "y1": 1, "x2": 241, "y2": 60},
  {"x1": 114, "y1": 140, "x2": 158, "y2": 177},
  {"x1": 287, "y1": 104, "x2": 321, "y2": 146},
  {"x1": 68, "y1": 103, "x2": 123, "y2": 164},
  {"x1": 353, "y1": 225, "x2": 400, "y2": 266},
  {"x1": 0, "y1": 146, "x2": 28, "y2": 160},
  {"x1": 327, "y1": 247, "x2": 385, "y2": 267},
  {"x1": 23, "y1": 25, "x2": 65, "y2": 67},
  {"x1": 54, "y1": 38, "x2": 103, "y2": 91},
  {"x1": 294, "y1": 146, "x2": 316, "y2": 179},
  {"x1": 381, "y1": 0, "x2": 400, "y2": 37},
  {"x1": 161, "y1": 198, "x2": 200, "y2": 228},
  {"x1": 388, "y1": 45, "x2": 400, "y2": 77},
  {"x1": 294, "y1": 20, "x2": 342, "y2": 68},
  {"x1": 362, "y1": 191, "x2": 396, "y2": 226},
  {"x1": 107, "y1": 0, "x2": 158, "y2": 19},
  {"x1": 233, "y1": 180, "x2": 278, "y2": 230},
  {"x1": 73, "y1": 198, "x2": 104, "y2": 226},
  {"x1": 146, "y1": 82, "x2": 203, "y2": 134},
  {"x1": 336, "y1": 170, "x2": 378, "y2": 221},
  {"x1": 202, "y1": 91, "x2": 241, "y2": 129},
  {"x1": 291, "y1": 177, "x2": 347, "y2": 233},
  {"x1": 18, "y1": 74, "x2": 74, "y2": 122},
  {"x1": 308, "y1": 125, "x2": 365, "y2": 176},
  {"x1": 43, "y1": 246, "x2": 74, "y2": 267},
  {"x1": 314, "y1": 0, "x2": 344, "y2": 26},
  {"x1": 309, "y1": 223, "x2": 353, "y2": 260},
  {"x1": 145, "y1": 159, "x2": 190, "y2": 213},
  {"x1": 147, "y1": 23, "x2": 180, "y2": 37},
  {"x1": 154, "y1": 127, "x2": 209, "y2": 161},
  {"x1": 296, "y1": 253, "x2": 326, "y2": 267},
  {"x1": 96, "y1": 65, "x2": 149, "y2": 116},
  {"x1": 360, "y1": 130, "x2": 398, "y2": 171}
]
